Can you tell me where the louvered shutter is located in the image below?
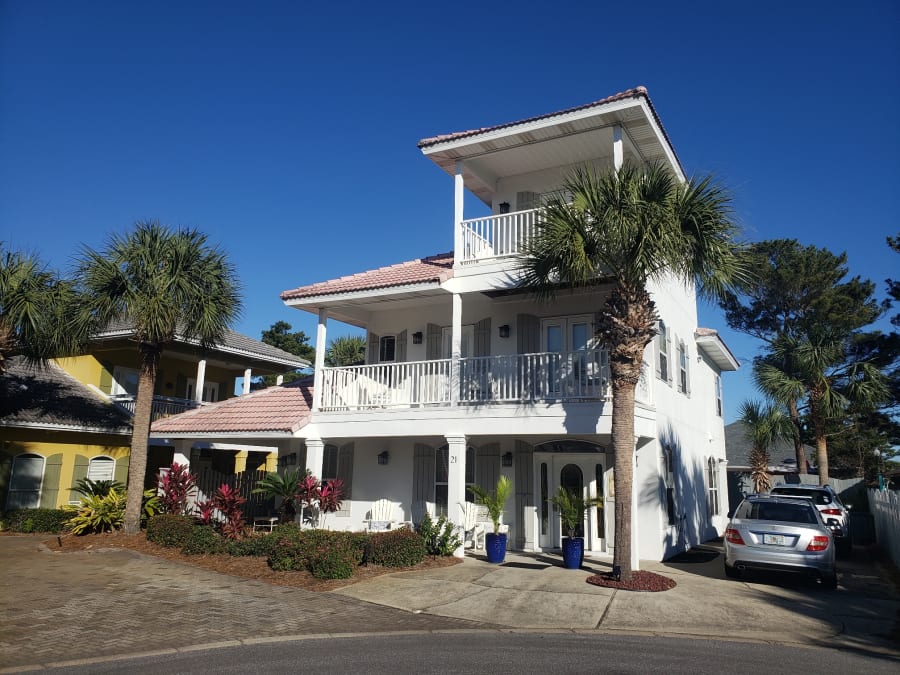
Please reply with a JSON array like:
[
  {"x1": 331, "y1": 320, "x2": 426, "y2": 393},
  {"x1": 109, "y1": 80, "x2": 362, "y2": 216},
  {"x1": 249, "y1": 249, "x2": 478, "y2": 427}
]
[
  {"x1": 367, "y1": 332, "x2": 380, "y2": 364},
  {"x1": 474, "y1": 317, "x2": 491, "y2": 357},
  {"x1": 39, "y1": 454, "x2": 63, "y2": 508},
  {"x1": 99, "y1": 365, "x2": 113, "y2": 395},
  {"x1": 475, "y1": 443, "x2": 501, "y2": 494},
  {"x1": 335, "y1": 443, "x2": 353, "y2": 517},
  {"x1": 114, "y1": 455, "x2": 129, "y2": 486},
  {"x1": 426, "y1": 323, "x2": 442, "y2": 360},
  {"x1": 516, "y1": 314, "x2": 540, "y2": 354},
  {"x1": 70, "y1": 455, "x2": 89, "y2": 503},
  {"x1": 412, "y1": 443, "x2": 435, "y2": 520},
  {"x1": 514, "y1": 440, "x2": 534, "y2": 549},
  {"x1": 397, "y1": 330, "x2": 407, "y2": 363}
]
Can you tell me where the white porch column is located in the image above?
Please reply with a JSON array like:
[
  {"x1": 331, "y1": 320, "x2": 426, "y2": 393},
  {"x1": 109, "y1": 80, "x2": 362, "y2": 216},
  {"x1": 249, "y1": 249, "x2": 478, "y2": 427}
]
[
  {"x1": 312, "y1": 307, "x2": 328, "y2": 411},
  {"x1": 242, "y1": 368, "x2": 252, "y2": 395},
  {"x1": 276, "y1": 374, "x2": 284, "y2": 385},
  {"x1": 613, "y1": 125, "x2": 623, "y2": 171},
  {"x1": 450, "y1": 293, "x2": 462, "y2": 406},
  {"x1": 173, "y1": 440, "x2": 191, "y2": 469},
  {"x1": 454, "y1": 161, "x2": 464, "y2": 262},
  {"x1": 445, "y1": 433, "x2": 468, "y2": 558},
  {"x1": 305, "y1": 438, "x2": 325, "y2": 478},
  {"x1": 194, "y1": 359, "x2": 207, "y2": 403}
]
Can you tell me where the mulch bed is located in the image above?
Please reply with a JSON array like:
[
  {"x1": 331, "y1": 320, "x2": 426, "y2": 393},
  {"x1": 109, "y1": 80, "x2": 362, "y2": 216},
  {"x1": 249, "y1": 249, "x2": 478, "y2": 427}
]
[
  {"x1": 42, "y1": 532, "x2": 461, "y2": 592},
  {"x1": 586, "y1": 570, "x2": 676, "y2": 592}
]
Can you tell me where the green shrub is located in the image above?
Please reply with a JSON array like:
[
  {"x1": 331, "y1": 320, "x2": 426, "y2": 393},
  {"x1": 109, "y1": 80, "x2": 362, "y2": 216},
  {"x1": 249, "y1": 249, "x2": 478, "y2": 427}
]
[
  {"x1": 181, "y1": 525, "x2": 226, "y2": 555},
  {"x1": 65, "y1": 489, "x2": 126, "y2": 534},
  {"x1": 146, "y1": 514, "x2": 194, "y2": 548},
  {"x1": 268, "y1": 528, "x2": 366, "y2": 579},
  {"x1": 416, "y1": 513, "x2": 462, "y2": 556},
  {"x1": 226, "y1": 530, "x2": 281, "y2": 557},
  {"x1": 369, "y1": 528, "x2": 427, "y2": 567},
  {"x1": 0, "y1": 508, "x2": 70, "y2": 533}
]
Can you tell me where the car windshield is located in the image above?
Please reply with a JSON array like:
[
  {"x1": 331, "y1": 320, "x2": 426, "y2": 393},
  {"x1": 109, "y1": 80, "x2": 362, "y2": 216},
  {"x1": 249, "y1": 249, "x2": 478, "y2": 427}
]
[
  {"x1": 771, "y1": 488, "x2": 832, "y2": 505},
  {"x1": 747, "y1": 501, "x2": 818, "y2": 524}
]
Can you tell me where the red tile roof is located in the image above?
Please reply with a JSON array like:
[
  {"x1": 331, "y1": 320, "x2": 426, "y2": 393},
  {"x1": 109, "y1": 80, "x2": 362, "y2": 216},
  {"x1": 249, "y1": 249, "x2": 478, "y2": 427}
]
[
  {"x1": 151, "y1": 379, "x2": 312, "y2": 435},
  {"x1": 281, "y1": 252, "x2": 454, "y2": 301},
  {"x1": 418, "y1": 87, "x2": 665, "y2": 149}
]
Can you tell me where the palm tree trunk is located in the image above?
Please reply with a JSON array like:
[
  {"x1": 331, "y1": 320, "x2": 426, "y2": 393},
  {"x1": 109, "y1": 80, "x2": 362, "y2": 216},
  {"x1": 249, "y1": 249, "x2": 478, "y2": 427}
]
[
  {"x1": 611, "y1": 378, "x2": 636, "y2": 580},
  {"x1": 809, "y1": 389, "x2": 829, "y2": 486},
  {"x1": 123, "y1": 344, "x2": 161, "y2": 534},
  {"x1": 787, "y1": 397, "x2": 806, "y2": 472}
]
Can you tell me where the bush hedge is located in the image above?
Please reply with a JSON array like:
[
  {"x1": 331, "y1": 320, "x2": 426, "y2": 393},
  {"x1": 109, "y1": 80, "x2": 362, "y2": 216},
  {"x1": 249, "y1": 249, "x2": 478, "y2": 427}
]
[
  {"x1": 181, "y1": 525, "x2": 226, "y2": 555},
  {"x1": 146, "y1": 514, "x2": 194, "y2": 548},
  {"x1": 1, "y1": 508, "x2": 70, "y2": 533},
  {"x1": 369, "y1": 528, "x2": 427, "y2": 567},
  {"x1": 268, "y1": 528, "x2": 367, "y2": 579}
]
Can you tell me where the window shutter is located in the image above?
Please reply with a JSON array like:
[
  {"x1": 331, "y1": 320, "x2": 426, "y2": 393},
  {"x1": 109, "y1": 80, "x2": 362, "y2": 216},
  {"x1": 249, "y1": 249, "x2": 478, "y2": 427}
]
[
  {"x1": 70, "y1": 455, "x2": 90, "y2": 503},
  {"x1": 114, "y1": 455, "x2": 129, "y2": 486},
  {"x1": 475, "y1": 443, "x2": 500, "y2": 494},
  {"x1": 685, "y1": 343, "x2": 691, "y2": 397},
  {"x1": 666, "y1": 329, "x2": 673, "y2": 384},
  {"x1": 516, "y1": 314, "x2": 540, "y2": 354},
  {"x1": 412, "y1": 443, "x2": 435, "y2": 516},
  {"x1": 39, "y1": 453, "x2": 63, "y2": 508},
  {"x1": 99, "y1": 365, "x2": 113, "y2": 395},
  {"x1": 474, "y1": 317, "x2": 491, "y2": 357},
  {"x1": 0, "y1": 454, "x2": 12, "y2": 507},
  {"x1": 516, "y1": 191, "x2": 540, "y2": 211},
  {"x1": 426, "y1": 323, "x2": 442, "y2": 360},
  {"x1": 655, "y1": 323, "x2": 663, "y2": 379},
  {"x1": 514, "y1": 440, "x2": 534, "y2": 549},
  {"x1": 397, "y1": 330, "x2": 407, "y2": 363},
  {"x1": 367, "y1": 332, "x2": 380, "y2": 364},
  {"x1": 335, "y1": 443, "x2": 354, "y2": 517}
]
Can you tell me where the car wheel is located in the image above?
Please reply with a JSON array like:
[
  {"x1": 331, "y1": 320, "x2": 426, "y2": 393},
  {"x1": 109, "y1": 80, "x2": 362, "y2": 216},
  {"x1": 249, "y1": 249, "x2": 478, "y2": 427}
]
[
  {"x1": 821, "y1": 572, "x2": 838, "y2": 590},
  {"x1": 724, "y1": 562, "x2": 741, "y2": 579}
]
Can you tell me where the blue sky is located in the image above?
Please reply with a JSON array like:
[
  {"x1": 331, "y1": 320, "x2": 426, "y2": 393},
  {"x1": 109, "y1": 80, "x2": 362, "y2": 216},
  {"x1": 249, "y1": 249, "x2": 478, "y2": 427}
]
[{"x1": 2, "y1": 1, "x2": 898, "y2": 423}]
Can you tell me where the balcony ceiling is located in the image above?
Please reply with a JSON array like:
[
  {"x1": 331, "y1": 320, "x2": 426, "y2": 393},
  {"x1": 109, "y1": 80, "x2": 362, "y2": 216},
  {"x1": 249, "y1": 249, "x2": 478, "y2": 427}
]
[
  {"x1": 422, "y1": 97, "x2": 681, "y2": 206},
  {"x1": 288, "y1": 287, "x2": 451, "y2": 327}
]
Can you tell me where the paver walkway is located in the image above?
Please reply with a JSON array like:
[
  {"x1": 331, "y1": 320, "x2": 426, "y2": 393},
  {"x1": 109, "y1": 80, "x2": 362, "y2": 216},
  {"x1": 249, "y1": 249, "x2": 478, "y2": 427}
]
[{"x1": 0, "y1": 536, "x2": 492, "y2": 670}]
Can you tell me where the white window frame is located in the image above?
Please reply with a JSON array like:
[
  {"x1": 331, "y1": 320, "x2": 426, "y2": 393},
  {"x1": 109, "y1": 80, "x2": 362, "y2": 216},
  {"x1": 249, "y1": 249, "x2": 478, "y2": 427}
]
[
  {"x1": 379, "y1": 335, "x2": 397, "y2": 363},
  {"x1": 87, "y1": 456, "x2": 116, "y2": 482},
  {"x1": 186, "y1": 379, "x2": 220, "y2": 403},
  {"x1": 657, "y1": 321, "x2": 671, "y2": 384},
  {"x1": 112, "y1": 366, "x2": 140, "y2": 396},
  {"x1": 677, "y1": 340, "x2": 689, "y2": 395},
  {"x1": 707, "y1": 457, "x2": 720, "y2": 518},
  {"x1": 715, "y1": 374, "x2": 723, "y2": 417}
]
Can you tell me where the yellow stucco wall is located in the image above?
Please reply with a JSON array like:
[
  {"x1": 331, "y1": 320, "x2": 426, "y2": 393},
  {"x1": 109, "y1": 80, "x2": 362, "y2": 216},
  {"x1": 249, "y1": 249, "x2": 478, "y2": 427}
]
[{"x1": 0, "y1": 430, "x2": 131, "y2": 509}]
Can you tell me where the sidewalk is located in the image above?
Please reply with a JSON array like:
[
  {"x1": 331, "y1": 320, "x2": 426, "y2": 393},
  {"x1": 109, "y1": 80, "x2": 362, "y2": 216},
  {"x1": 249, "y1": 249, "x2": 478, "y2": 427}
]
[{"x1": 1, "y1": 535, "x2": 897, "y2": 671}]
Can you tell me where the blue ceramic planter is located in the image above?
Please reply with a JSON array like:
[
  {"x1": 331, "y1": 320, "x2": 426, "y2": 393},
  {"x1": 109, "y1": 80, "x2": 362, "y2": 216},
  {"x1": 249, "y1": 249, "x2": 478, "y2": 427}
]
[
  {"x1": 485, "y1": 532, "x2": 507, "y2": 564},
  {"x1": 562, "y1": 537, "x2": 583, "y2": 569}
]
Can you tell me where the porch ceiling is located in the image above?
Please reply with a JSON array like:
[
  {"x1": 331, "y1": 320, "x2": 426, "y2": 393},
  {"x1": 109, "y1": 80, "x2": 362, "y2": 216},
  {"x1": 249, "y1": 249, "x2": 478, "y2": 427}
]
[{"x1": 285, "y1": 286, "x2": 451, "y2": 327}]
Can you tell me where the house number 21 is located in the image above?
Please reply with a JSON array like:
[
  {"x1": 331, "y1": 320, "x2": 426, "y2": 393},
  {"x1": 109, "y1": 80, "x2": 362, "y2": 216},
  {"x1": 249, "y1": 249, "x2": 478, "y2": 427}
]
[{"x1": 450, "y1": 455, "x2": 458, "y2": 463}]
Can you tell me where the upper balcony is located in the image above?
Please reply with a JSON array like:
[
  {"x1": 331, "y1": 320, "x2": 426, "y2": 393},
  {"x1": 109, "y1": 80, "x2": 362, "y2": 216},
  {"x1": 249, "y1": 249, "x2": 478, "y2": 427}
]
[
  {"x1": 110, "y1": 394, "x2": 202, "y2": 422},
  {"x1": 458, "y1": 207, "x2": 538, "y2": 265}
]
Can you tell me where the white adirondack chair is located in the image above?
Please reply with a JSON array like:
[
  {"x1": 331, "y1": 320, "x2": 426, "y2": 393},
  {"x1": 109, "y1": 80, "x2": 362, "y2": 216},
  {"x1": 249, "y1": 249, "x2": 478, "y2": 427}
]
[
  {"x1": 366, "y1": 498, "x2": 399, "y2": 531},
  {"x1": 462, "y1": 501, "x2": 486, "y2": 550}
]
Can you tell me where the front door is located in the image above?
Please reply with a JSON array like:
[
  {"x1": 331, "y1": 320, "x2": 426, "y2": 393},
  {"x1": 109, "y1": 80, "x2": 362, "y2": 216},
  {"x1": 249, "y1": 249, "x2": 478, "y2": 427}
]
[{"x1": 536, "y1": 452, "x2": 611, "y2": 553}]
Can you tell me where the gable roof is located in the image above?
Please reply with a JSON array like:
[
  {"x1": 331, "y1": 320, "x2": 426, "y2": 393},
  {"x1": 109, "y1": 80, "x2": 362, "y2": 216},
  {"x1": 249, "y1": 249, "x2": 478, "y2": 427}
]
[
  {"x1": 150, "y1": 378, "x2": 312, "y2": 437},
  {"x1": 94, "y1": 319, "x2": 309, "y2": 369},
  {"x1": 281, "y1": 252, "x2": 454, "y2": 302},
  {"x1": 724, "y1": 421, "x2": 815, "y2": 471},
  {"x1": 0, "y1": 356, "x2": 132, "y2": 434},
  {"x1": 417, "y1": 87, "x2": 666, "y2": 150}
]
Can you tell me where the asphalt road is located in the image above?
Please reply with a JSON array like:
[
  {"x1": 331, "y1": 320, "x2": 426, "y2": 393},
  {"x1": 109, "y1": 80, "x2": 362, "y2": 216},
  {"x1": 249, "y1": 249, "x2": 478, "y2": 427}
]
[{"x1": 48, "y1": 633, "x2": 900, "y2": 674}]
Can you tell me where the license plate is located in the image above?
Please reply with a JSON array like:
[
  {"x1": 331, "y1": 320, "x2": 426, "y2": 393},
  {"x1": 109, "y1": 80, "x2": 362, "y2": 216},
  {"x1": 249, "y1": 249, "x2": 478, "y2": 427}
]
[{"x1": 763, "y1": 534, "x2": 786, "y2": 546}]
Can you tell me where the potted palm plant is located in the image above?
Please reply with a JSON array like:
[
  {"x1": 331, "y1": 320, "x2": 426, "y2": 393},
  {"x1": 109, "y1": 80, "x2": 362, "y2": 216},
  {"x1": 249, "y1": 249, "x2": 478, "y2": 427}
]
[
  {"x1": 470, "y1": 475, "x2": 513, "y2": 564},
  {"x1": 549, "y1": 486, "x2": 600, "y2": 569}
]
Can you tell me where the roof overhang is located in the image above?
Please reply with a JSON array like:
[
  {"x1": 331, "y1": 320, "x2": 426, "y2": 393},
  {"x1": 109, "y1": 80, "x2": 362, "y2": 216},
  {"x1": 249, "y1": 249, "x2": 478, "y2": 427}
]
[
  {"x1": 283, "y1": 284, "x2": 450, "y2": 327},
  {"x1": 696, "y1": 331, "x2": 740, "y2": 372},
  {"x1": 0, "y1": 420, "x2": 132, "y2": 435},
  {"x1": 420, "y1": 92, "x2": 684, "y2": 206}
]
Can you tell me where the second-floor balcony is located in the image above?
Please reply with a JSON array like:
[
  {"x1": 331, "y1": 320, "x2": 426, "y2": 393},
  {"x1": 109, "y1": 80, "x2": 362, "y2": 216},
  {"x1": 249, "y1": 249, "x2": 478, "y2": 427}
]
[
  {"x1": 458, "y1": 207, "x2": 539, "y2": 264},
  {"x1": 318, "y1": 349, "x2": 616, "y2": 411},
  {"x1": 110, "y1": 394, "x2": 201, "y2": 422}
]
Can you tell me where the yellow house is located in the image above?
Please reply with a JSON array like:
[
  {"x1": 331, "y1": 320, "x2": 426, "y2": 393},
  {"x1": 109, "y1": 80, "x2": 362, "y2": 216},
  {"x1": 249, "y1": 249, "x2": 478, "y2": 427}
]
[{"x1": 1, "y1": 324, "x2": 308, "y2": 510}]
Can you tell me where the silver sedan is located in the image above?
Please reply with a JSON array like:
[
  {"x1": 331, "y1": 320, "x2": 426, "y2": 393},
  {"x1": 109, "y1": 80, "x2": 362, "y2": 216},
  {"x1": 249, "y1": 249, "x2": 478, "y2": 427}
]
[{"x1": 724, "y1": 494, "x2": 837, "y2": 588}]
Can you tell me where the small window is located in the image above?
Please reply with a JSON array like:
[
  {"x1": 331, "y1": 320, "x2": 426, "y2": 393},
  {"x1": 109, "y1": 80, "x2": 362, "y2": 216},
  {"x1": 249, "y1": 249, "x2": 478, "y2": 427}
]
[
  {"x1": 379, "y1": 335, "x2": 396, "y2": 362},
  {"x1": 677, "y1": 341, "x2": 689, "y2": 394},
  {"x1": 657, "y1": 321, "x2": 670, "y2": 382},
  {"x1": 707, "y1": 458, "x2": 720, "y2": 518},
  {"x1": 322, "y1": 445, "x2": 339, "y2": 482},
  {"x1": 715, "y1": 374, "x2": 723, "y2": 417},
  {"x1": 87, "y1": 456, "x2": 115, "y2": 482},
  {"x1": 6, "y1": 454, "x2": 44, "y2": 510}
]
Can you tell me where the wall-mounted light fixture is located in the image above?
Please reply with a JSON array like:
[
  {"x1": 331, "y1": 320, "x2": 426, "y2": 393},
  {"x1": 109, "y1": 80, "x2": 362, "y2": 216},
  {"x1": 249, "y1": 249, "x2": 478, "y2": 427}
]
[
  {"x1": 499, "y1": 202, "x2": 510, "y2": 214},
  {"x1": 498, "y1": 324, "x2": 510, "y2": 339},
  {"x1": 502, "y1": 452, "x2": 513, "y2": 467},
  {"x1": 412, "y1": 331, "x2": 423, "y2": 344},
  {"x1": 377, "y1": 451, "x2": 390, "y2": 465}
]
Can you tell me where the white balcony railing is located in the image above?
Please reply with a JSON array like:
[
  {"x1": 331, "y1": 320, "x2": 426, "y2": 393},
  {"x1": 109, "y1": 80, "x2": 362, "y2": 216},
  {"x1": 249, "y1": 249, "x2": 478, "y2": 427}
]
[
  {"x1": 459, "y1": 207, "x2": 539, "y2": 264},
  {"x1": 110, "y1": 394, "x2": 200, "y2": 421},
  {"x1": 318, "y1": 349, "x2": 610, "y2": 411}
]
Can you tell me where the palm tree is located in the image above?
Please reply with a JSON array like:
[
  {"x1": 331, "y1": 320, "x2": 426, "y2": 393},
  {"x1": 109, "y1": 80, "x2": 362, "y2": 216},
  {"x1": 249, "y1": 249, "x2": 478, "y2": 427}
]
[
  {"x1": 76, "y1": 222, "x2": 241, "y2": 534},
  {"x1": 325, "y1": 335, "x2": 366, "y2": 367},
  {"x1": 754, "y1": 329, "x2": 887, "y2": 485},
  {"x1": 738, "y1": 400, "x2": 791, "y2": 493},
  {"x1": 251, "y1": 468, "x2": 308, "y2": 523},
  {"x1": 520, "y1": 164, "x2": 745, "y2": 580},
  {"x1": 1, "y1": 244, "x2": 86, "y2": 372}
]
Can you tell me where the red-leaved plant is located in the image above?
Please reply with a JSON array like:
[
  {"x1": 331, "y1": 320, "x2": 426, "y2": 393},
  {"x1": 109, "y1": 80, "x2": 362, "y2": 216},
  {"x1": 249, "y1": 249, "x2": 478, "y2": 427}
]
[
  {"x1": 317, "y1": 479, "x2": 344, "y2": 528},
  {"x1": 157, "y1": 463, "x2": 197, "y2": 515},
  {"x1": 195, "y1": 499, "x2": 216, "y2": 526},
  {"x1": 211, "y1": 483, "x2": 246, "y2": 540},
  {"x1": 292, "y1": 474, "x2": 344, "y2": 528}
]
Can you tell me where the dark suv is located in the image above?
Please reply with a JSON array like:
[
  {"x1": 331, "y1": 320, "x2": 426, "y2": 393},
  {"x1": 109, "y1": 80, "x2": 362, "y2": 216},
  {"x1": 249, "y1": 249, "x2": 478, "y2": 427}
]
[{"x1": 769, "y1": 484, "x2": 851, "y2": 555}]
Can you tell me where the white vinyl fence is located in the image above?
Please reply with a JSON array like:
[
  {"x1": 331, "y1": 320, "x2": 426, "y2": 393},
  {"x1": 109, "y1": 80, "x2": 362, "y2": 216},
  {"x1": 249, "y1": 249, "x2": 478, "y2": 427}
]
[{"x1": 869, "y1": 489, "x2": 900, "y2": 569}]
